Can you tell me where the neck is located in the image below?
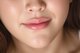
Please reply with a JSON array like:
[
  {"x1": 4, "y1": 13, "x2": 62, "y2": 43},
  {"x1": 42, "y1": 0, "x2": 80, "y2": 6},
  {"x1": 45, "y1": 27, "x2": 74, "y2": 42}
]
[{"x1": 8, "y1": 30, "x2": 64, "y2": 53}]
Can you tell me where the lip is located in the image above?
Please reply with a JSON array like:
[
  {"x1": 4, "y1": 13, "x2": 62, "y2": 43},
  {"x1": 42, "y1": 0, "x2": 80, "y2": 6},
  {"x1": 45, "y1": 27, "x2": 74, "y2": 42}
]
[{"x1": 21, "y1": 17, "x2": 51, "y2": 30}]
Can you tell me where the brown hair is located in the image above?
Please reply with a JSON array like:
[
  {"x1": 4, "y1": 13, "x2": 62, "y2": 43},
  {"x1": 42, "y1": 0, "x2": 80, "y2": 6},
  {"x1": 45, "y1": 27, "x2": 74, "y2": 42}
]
[
  {"x1": 64, "y1": 0, "x2": 80, "y2": 30},
  {"x1": 0, "y1": 21, "x2": 12, "y2": 53},
  {"x1": 0, "y1": 0, "x2": 80, "y2": 53}
]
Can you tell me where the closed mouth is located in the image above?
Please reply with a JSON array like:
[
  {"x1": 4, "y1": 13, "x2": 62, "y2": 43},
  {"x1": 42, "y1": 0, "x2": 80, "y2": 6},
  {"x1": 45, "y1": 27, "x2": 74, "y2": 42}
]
[{"x1": 21, "y1": 16, "x2": 51, "y2": 30}]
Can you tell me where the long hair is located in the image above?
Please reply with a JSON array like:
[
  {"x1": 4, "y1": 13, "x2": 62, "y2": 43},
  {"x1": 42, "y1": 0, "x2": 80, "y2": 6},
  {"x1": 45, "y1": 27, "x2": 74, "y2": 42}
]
[
  {"x1": 0, "y1": 0, "x2": 80, "y2": 53},
  {"x1": 64, "y1": 0, "x2": 80, "y2": 30},
  {"x1": 0, "y1": 21, "x2": 12, "y2": 53}
]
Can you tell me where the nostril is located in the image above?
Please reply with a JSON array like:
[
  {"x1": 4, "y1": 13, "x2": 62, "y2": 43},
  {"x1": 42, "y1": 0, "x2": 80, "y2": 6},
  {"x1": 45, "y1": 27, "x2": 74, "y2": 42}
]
[
  {"x1": 29, "y1": 9, "x2": 33, "y2": 12},
  {"x1": 25, "y1": 0, "x2": 46, "y2": 12}
]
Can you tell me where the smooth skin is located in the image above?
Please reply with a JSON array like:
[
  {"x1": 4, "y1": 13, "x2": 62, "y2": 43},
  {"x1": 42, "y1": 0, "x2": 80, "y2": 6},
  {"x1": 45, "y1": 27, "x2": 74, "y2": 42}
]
[{"x1": 0, "y1": 0, "x2": 72, "y2": 53}]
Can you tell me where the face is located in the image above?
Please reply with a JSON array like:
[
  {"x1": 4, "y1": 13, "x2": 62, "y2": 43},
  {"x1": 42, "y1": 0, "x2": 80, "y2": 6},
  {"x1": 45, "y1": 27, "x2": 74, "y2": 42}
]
[{"x1": 0, "y1": 0, "x2": 71, "y2": 48}]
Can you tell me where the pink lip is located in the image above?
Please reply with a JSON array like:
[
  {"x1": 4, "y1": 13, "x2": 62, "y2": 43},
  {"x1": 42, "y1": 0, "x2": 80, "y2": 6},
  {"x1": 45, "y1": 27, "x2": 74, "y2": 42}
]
[{"x1": 22, "y1": 17, "x2": 51, "y2": 30}]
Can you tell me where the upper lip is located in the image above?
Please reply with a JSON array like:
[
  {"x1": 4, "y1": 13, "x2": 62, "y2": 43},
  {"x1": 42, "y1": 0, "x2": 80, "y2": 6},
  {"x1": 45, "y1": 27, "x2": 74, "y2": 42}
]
[{"x1": 22, "y1": 16, "x2": 52, "y2": 24}]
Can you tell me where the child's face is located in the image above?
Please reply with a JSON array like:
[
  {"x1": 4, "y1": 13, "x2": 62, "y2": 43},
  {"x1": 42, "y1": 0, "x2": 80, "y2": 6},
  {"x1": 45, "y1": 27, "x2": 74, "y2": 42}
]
[{"x1": 0, "y1": 0, "x2": 71, "y2": 48}]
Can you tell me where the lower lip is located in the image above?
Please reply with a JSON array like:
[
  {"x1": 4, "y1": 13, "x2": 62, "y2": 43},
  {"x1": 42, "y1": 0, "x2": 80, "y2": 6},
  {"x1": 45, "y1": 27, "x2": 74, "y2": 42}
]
[{"x1": 22, "y1": 21, "x2": 50, "y2": 30}]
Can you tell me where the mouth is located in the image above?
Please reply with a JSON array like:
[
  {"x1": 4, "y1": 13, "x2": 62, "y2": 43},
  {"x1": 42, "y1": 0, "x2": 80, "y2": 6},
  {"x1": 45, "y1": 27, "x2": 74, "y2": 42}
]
[{"x1": 21, "y1": 17, "x2": 51, "y2": 30}]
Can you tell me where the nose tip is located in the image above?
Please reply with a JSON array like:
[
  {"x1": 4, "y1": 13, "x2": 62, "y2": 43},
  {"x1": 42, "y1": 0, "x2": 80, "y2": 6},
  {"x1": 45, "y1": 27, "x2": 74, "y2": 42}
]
[{"x1": 26, "y1": 1, "x2": 46, "y2": 12}]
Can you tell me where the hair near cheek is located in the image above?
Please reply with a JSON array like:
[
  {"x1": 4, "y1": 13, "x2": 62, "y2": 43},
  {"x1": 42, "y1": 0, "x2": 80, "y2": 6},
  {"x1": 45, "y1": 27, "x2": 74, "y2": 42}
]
[{"x1": 0, "y1": 32, "x2": 7, "y2": 53}]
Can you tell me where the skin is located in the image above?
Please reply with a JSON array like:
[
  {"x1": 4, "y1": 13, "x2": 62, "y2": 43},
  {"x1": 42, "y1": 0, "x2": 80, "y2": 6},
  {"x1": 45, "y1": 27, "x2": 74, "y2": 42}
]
[{"x1": 0, "y1": 0, "x2": 72, "y2": 53}]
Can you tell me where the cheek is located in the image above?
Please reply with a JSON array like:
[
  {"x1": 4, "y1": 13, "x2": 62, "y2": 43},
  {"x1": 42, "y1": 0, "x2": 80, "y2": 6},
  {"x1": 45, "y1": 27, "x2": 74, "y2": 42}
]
[
  {"x1": 0, "y1": 1, "x2": 24, "y2": 28},
  {"x1": 47, "y1": 0, "x2": 69, "y2": 14},
  {"x1": 0, "y1": 1, "x2": 23, "y2": 33},
  {"x1": 48, "y1": 0, "x2": 69, "y2": 21},
  {"x1": 0, "y1": 1, "x2": 23, "y2": 20},
  {"x1": 47, "y1": 0, "x2": 70, "y2": 30}
]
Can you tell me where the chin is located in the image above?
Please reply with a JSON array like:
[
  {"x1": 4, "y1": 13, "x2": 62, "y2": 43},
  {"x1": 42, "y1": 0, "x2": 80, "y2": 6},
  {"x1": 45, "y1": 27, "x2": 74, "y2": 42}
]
[
  {"x1": 27, "y1": 37, "x2": 52, "y2": 48},
  {"x1": 28, "y1": 42, "x2": 50, "y2": 49}
]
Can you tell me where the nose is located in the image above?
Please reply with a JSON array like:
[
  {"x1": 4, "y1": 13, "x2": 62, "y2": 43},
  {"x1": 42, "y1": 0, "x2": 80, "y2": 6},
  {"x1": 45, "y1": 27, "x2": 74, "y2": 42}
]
[{"x1": 25, "y1": 0, "x2": 46, "y2": 12}]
